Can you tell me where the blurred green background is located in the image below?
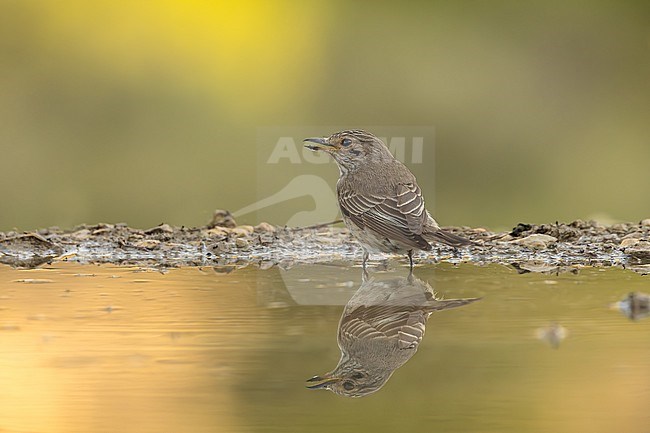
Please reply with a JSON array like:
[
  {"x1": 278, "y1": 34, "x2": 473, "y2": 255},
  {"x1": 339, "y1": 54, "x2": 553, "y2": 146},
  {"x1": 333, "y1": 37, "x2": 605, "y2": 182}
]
[{"x1": 1, "y1": 0, "x2": 649, "y2": 232}]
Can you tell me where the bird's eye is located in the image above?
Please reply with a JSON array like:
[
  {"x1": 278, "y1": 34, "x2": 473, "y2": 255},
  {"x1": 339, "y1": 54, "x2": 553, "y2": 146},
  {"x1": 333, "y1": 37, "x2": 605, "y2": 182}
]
[
  {"x1": 351, "y1": 372, "x2": 364, "y2": 380},
  {"x1": 343, "y1": 381, "x2": 355, "y2": 391},
  {"x1": 341, "y1": 138, "x2": 352, "y2": 147}
]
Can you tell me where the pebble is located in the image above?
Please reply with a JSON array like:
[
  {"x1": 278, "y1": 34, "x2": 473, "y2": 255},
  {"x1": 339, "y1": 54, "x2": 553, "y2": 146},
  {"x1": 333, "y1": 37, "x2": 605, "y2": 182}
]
[
  {"x1": 641, "y1": 219, "x2": 650, "y2": 227},
  {"x1": 209, "y1": 210, "x2": 237, "y2": 228},
  {"x1": 626, "y1": 241, "x2": 650, "y2": 260},
  {"x1": 620, "y1": 238, "x2": 639, "y2": 248},
  {"x1": 510, "y1": 234, "x2": 557, "y2": 249},
  {"x1": 132, "y1": 239, "x2": 161, "y2": 250},
  {"x1": 71, "y1": 229, "x2": 91, "y2": 240},
  {"x1": 211, "y1": 241, "x2": 228, "y2": 252},
  {"x1": 144, "y1": 224, "x2": 173, "y2": 234},
  {"x1": 614, "y1": 292, "x2": 650, "y2": 320},
  {"x1": 204, "y1": 227, "x2": 229, "y2": 237},
  {"x1": 235, "y1": 238, "x2": 249, "y2": 248},
  {"x1": 259, "y1": 260, "x2": 275, "y2": 270},
  {"x1": 92, "y1": 227, "x2": 113, "y2": 235},
  {"x1": 230, "y1": 227, "x2": 252, "y2": 238},
  {"x1": 255, "y1": 222, "x2": 276, "y2": 233},
  {"x1": 213, "y1": 265, "x2": 237, "y2": 274}
]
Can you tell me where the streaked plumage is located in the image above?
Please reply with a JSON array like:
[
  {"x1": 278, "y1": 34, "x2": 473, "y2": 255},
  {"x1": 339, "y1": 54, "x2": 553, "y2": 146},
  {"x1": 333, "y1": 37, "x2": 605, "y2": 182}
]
[
  {"x1": 304, "y1": 129, "x2": 472, "y2": 268},
  {"x1": 306, "y1": 273, "x2": 480, "y2": 397}
]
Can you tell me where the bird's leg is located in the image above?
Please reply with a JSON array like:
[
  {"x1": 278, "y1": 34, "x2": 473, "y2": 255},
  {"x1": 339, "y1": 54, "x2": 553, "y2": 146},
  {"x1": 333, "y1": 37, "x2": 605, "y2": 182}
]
[
  {"x1": 362, "y1": 266, "x2": 369, "y2": 283},
  {"x1": 408, "y1": 250, "x2": 414, "y2": 271},
  {"x1": 362, "y1": 249, "x2": 369, "y2": 271}
]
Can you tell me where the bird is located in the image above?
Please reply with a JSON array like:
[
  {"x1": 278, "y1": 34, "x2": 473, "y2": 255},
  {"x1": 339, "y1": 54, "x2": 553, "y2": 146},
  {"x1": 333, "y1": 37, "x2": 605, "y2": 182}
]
[
  {"x1": 303, "y1": 129, "x2": 472, "y2": 269},
  {"x1": 306, "y1": 272, "x2": 480, "y2": 397}
]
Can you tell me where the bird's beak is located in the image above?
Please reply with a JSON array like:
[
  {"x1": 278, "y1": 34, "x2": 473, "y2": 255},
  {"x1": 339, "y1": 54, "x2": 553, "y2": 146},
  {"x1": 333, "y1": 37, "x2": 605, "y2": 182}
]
[
  {"x1": 303, "y1": 137, "x2": 336, "y2": 152},
  {"x1": 305, "y1": 374, "x2": 341, "y2": 389}
]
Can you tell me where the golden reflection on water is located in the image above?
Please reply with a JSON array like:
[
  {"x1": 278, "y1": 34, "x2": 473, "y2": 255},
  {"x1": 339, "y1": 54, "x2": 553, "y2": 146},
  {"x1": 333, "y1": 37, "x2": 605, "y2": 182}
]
[
  {"x1": 1, "y1": 263, "x2": 649, "y2": 433},
  {"x1": 0, "y1": 263, "x2": 269, "y2": 433}
]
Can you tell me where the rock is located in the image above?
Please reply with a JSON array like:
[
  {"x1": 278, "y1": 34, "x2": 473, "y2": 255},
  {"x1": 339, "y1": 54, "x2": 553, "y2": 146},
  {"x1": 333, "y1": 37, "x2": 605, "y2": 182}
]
[
  {"x1": 627, "y1": 264, "x2": 650, "y2": 276},
  {"x1": 620, "y1": 238, "x2": 640, "y2": 248},
  {"x1": 640, "y1": 219, "x2": 650, "y2": 227},
  {"x1": 144, "y1": 224, "x2": 173, "y2": 234},
  {"x1": 132, "y1": 239, "x2": 161, "y2": 250},
  {"x1": 210, "y1": 241, "x2": 228, "y2": 253},
  {"x1": 230, "y1": 227, "x2": 253, "y2": 238},
  {"x1": 613, "y1": 292, "x2": 650, "y2": 320},
  {"x1": 0, "y1": 233, "x2": 64, "y2": 268},
  {"x1": 588, "y1": 220, "x2": 604, "y2": 228},
  {"x1": 509, "y1": 223, "x2": 533, "y2": 237},
  {"x1": 255, "y1": 222, "x2": 276, "y2": 233},
  {"x1": 208, "y1": 210, "x2": 237, "y2": 229},
  {"x1": 510, "y1": 234, "x2": 557, "y2": 249},
  {"x1": 259, "y1": 260, "x2": 274, "y2": 270},
  {"x1": 569, "y1": 219, "x2": 588, "y2": 229},
  {"x1": 626, "y1": 241, "x2": 650, "y2": 260},
  {"x1": 511, "y1": 261, "x2": 578, "y2": 274},
  {"x1": 71, "y1": 229, "x2": 92, "y2": 240},
  {"x1": 204, "y1": 227, "x2": 229, "y2": 237},
  {"x1": 556, "y1": 226, "x2": 581, "y2": 241},
  {"x1": 235, "y1": 238, "x2": 249, "y2": 248},
  {"x1": 92, "y1": 227, "x2": 113, "y2": 235},
  {"x1": 212, "y1": 265, "x2": 237, "y2": 274}
]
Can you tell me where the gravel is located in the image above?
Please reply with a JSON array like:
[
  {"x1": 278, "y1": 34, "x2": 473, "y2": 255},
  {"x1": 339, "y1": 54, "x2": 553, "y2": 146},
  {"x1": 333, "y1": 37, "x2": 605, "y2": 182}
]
[{"x1": 1, "y1": 212, "x2": 649, "y2": 275}]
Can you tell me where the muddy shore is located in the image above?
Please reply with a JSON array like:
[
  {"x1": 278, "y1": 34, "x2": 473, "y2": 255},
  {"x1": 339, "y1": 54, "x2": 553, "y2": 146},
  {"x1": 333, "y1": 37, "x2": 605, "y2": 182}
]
[{"x1": 1, "y1": 211, "x2": 649, "y2": 274}]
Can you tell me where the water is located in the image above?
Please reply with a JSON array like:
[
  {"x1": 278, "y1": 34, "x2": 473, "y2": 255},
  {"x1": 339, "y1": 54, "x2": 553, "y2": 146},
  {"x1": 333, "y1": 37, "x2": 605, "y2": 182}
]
[{"x1": 0, "y1": 262, "x2": 648, "y2": 433}]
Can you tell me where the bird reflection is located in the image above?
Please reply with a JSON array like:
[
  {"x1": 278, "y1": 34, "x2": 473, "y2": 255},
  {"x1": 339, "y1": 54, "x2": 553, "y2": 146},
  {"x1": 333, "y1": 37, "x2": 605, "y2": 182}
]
[{"x1": 307, "y1": 272, "x2": 480, "y2": 397}]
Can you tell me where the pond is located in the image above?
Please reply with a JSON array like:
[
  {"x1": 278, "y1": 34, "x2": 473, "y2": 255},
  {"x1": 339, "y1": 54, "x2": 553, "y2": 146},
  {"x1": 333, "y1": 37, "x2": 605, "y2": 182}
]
[{"x1": 0, "y1": 262, "x2": 648, "y2": 433}]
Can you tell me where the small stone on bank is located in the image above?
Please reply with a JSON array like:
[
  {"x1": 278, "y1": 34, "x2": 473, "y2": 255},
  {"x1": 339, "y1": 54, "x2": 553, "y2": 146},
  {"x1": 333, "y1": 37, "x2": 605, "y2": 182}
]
[
  {"x1": 144, "y1": 224, "x2": 173, "y2": 234},
  {"x1": 230, "y1": 227, "x2": 253, "y2": 238},
  {"x1": 209, "y1": 210, "x2": 237, "y2": 229},
  {"x1": 510, "y1": 234, "x2": 557, "y2": 249},
  {"x1": 204, "y1": 227, "x2": 229, "y2": 237},
  {"x1": 133, "y1": 239, "x2": 161, "y2": 250},
  {"x1": 620, "y1": 238, "x2": 640, "y2": 248},
  {"x1": 255, "y1": 222, "x2": 276, "y2": 233}
]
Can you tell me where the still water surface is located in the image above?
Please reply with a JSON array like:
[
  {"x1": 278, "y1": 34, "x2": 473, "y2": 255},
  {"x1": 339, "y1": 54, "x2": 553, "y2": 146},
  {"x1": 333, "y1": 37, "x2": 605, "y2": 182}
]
[{"x1": 0, "y1": 262, "x2": 648, "y2": 433}]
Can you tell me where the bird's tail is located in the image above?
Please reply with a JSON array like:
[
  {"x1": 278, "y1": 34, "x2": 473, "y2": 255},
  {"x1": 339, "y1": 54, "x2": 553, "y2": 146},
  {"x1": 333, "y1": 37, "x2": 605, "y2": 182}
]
[
  {"x1": 425, "y1": 229, "x2": 474, "y2": 247},
  {"x1": 425, "y1": 297, "x2": 481, "y2": 313}
]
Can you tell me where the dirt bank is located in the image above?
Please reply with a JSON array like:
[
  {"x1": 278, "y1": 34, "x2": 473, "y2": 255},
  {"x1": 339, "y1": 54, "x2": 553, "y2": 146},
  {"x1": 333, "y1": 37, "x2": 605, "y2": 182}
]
[{"x1": 1, "y1": 212, "x2": 649, "y2": 274}]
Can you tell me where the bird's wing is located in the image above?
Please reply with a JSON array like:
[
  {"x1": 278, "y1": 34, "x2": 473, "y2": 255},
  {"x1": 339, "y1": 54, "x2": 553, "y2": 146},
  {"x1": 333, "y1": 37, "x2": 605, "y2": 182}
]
[
  {"x1": 340, "y1": 306, "x2": 428, "y2": 350},
  {"x1": 339, "y1": 183, "x2": 430, "y2": 250},
  {"x1": 395, "y1": 182, "x2": 427, "y2": 235}
]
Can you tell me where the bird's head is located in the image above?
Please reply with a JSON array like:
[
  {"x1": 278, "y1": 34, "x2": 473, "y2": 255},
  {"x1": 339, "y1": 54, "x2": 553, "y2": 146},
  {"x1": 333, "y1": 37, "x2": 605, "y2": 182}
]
[
  {"x1": 303, "y1": 129, "x2": 392, "y2": 173},
  {"x1": 306, "y1": 363, "x2": 390, "y2": 398}
]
